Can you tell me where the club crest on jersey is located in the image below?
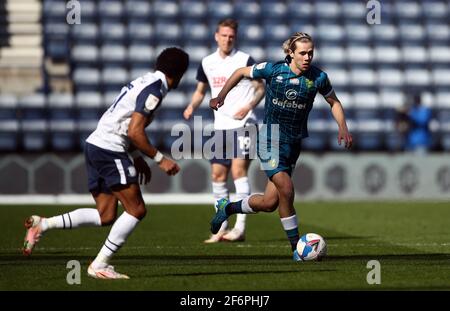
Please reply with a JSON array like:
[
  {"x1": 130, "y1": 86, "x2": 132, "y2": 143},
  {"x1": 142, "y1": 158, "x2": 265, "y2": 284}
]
[
  {"x1": 275, "y1": 75, "x2": 284, "y2": 83},
  {"x1": 305, "y1": 78, "x2": 314, "y2": 90},
  {"x1": 144, "y1": 94, "x2": 159, "y2": 113},
  {"x1": 285, "y1": 89, "x2": 298, "y2": 100},
  {"x1": 128, "y1": 166, "x2": 137, "y2": 177},
  {"x1": 289, "y1": 78, "x2": 300, "y2": 85},
  {"x1": 256, "y1": 62, "x2": 267, "y2": 70}
]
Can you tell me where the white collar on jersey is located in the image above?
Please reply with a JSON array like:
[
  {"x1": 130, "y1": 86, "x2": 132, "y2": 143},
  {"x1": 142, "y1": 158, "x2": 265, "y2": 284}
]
[
  {"x1": 216, "y1": 48, "x2": 237, "y2": 59},
  {"x1": 154, "y1": 70, "x2": 169, "y2": 92}
]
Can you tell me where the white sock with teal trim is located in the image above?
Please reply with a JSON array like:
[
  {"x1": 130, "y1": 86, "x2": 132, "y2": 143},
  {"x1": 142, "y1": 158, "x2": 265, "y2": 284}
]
[
  {"x1": 91, "y1": 212, "x2": 140, "y2": 269},
  {"x1": 280, "y1": 214, "x2": 299, "y2": 251},
  {"x1": 212, "y1": 181, "x2": 229, "y2": 232},
  {"x1": 41, "y1": 208, "x2": 101, "y2": 232},
  {"x1": 241, "y1": 195, "x2": 256, "y2": 214},
  {"x1": 234, "y1": 177, "x2": 250, "y2": 233}
]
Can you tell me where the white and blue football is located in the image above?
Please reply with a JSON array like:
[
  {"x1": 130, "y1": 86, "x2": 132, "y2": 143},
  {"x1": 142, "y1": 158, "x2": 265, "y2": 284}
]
[{"x1": 296, "y1": 233, "x2": 327, "y2": 261}]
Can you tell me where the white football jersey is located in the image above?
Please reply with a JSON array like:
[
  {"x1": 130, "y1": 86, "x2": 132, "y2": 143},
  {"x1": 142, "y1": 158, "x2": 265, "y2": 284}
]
[
  {"x1": 198, "y1": 49, "x2": 259, "y2": 130},
  {"x1": 86, "y1": 70, "x2": 168, "y2": 152}
]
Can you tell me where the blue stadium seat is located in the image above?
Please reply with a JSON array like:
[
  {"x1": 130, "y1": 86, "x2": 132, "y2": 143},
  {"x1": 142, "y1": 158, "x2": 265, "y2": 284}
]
[
  {"x1": 207, "y1": 1, "x2": 234, "y2": 19},
  {"x1": 99, "y1": 22, "x2": 126, "y2": 44},
  {"x1": 377, "y1": 69, "x2": 404, "y2": 89},
  {"x1": 261, "y1": 2, "x2": 287, "y2": 21},
  {"x1": 100, "y1": 44, "x2": 127, "y2": 67},
  {"x1": 394, "y1": 1, "x2": 422, "y2": 21},
  {"x1": 239, "y1": 45, "x2": 266, "y2": 63},
  {"x1": 71, "y1": 23, "x2": 98, "y2": 44},
  {"x1": 49, "y1": 120, "x2": 76, "y2": 151},
  {"x1": 98, "y1": 0, "x2": 124, "y2": 22},
  {"x1": 21, "y1": 120, "x2": 48, "y2": 151},
  {"x1": 347, "y1": 45, "x2": 374, "y2": 65},
  {"x1": 372, "y1": 24, "x2": 399, "y2": 43},
  {"x1": 102, "y1": 68, "x2": 129, "y2": 92},
  {"x1": 75, "y1": 92, "x2": 103, "y2": 121},
  {"x1": 0, "y1": 94, "x2": 18, "y2": 120},
  {"x1": 404, "y1": 68, "x2": 431, "y2": 89},
  {"x1": 78, "y1": 0, "x2": 97, "y2": 23},
  {"x1": 179, "y1": 0, "x2": 207, "y2": 20},
  {"x1": 182, "y1": 22, "x2": 209, "y2": 44},
  {"x1": 426, "y1": 22, "x2": 450, "y2": 44},
  {"x1": 48, "y1": 93, "x2": 74, "y2": 121},
  {"x1": 233, "y1": 0, "x2": 261, "y2": 21},
  {"x1": 239, "y1": 23, "x2": 264, "y2": 44},
  {"x1": 345, "y1": 24, "x2": 371, "y2": 44},
  {"x1": 263, "y1": 23, "x2": 290, "y2": 44},
  {"x1": 399, "y1": 24, "x2": 426, "y2": 45},
  {"x1": 423, "y1": 1, "x2": 449, "y2": 23},
  {"x1": 287, "y1": 0, "x2": 313, "y2": 20},
  {"x1": 19, "y1": 94, "x2": 47, "y2": 120},
  {"x1": 0, "y1": 121, "x2": 19, "y2": 151},
  {"x1": 125, "y1": 0, "x2": 152, "y2": 20},
  {"x1": 128, "y1": 45, "x2": 154, "y2": 67},
  {"x1": 316, "y1": 24, "x2": 344, "y2": 44},
  {"x1": 153, "y1": 0, "x2": 179, "y2": 20},
  {"x1": 73, "y1": 67, "x2": 101, "y2": 92},
  {"x1": 374, "y1": 46, "x2": 401, "y2": 66},
  {"x1": 154, "y1": 21, "x2": 182, "y2": 45},
  {"x1": 127, "y1": 21, "x2": 154, "y2": 45},
  {"x1": 71, "y1": 44, "x2": 99, "y2": 65}
]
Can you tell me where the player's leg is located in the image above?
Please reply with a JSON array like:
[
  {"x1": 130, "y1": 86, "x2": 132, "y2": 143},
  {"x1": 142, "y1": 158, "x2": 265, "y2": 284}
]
[
  {"x1": 270, "y1": 171, "x2": 299, "y2": 252},
  {"x1": 222, "y1": 158, "x2": 250, "y2": 241},
  {"x1": 89, "y1": 183, "x2": 145, "y2": 279},
  {"x1": 204, "y1": 162, "x2": 230, "y2": 243},
  {"x1": 210, "y1": 179, "x2": 279, "y2": 234}
]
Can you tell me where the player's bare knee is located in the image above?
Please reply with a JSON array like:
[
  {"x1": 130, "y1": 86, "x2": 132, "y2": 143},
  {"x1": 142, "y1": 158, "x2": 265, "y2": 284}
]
[
  {"x1": 211, "y1": 172, "x2": 227, "y2": 183},
  {"x1": 99, "y1": 211, "x2": 116, "y2": 226},
  {"x1": 262, "y1": 197, "x2": 278, "y2": 212},
  {"x1": 130, "y1": 203, "x2": 147, "y2": 220}
]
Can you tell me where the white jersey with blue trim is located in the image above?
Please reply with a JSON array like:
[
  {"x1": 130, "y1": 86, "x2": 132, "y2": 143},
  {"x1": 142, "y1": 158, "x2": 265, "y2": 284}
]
[
  {"x1": 198, "y1": 49, "x2": 258, "y2": 130},
  {"x1": 86, "y1": 70, "x2": 168, "y2": 152}
]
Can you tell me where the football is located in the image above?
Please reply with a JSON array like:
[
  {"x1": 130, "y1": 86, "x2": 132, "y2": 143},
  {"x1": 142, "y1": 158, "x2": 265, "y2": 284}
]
[{"x1": 296, "y1": 233, "x2": 327, "y2": 261}]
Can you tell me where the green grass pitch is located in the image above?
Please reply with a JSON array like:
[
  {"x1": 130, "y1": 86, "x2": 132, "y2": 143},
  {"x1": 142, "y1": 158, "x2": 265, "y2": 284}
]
[{"x1": 0, "y1": 202, "x2": 449, "y2": 290}]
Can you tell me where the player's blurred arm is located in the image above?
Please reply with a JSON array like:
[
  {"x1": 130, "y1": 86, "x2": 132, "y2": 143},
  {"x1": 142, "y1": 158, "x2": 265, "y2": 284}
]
[
  {"x1": 210, "y1": 66, "x2": 253, "y2": 110},
  {"x1": 183, "y1": 82, "x2": 208, "y2": 120},
  {"x1": 233, "y1": 79, "x2": 265, "y2": 120},
  {"x1": 325, "y1": 91, "x2": 353, "y2": 149},
  {"x1": 128, "y1": 112, "x2": 180, "y2": 175}
]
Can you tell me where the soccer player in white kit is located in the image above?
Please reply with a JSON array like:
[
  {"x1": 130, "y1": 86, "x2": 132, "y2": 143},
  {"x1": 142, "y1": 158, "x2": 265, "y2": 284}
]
[
  {"x1": 22, "y1": 48, "x2": 189, "y2": 279},
  {"x1": 183, "y1": 19, "x2": 265, "y2": 243}
]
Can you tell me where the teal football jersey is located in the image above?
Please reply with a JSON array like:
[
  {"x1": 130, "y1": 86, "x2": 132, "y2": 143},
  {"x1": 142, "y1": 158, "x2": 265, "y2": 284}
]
[{"x1": 252, "y1": 61, "x2": 333, "y2": 143}]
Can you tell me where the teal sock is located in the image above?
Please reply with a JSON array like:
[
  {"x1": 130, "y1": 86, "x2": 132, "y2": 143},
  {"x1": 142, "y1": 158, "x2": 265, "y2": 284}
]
[
  {"x1": 225, "y1": 200, "x2": 242, "y2": 216},
  {"x1": 286, "y1": 228, "x2": 299, "y2": 251}
]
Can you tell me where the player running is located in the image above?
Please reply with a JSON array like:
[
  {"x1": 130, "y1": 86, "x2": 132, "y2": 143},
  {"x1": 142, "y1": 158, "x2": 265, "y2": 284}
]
[
  {"x1": 22, "y1": 47, "x2": 189, "y2": 279},
  {"x1": 208, "y1": 32, "x2": 353, "y2": 261},
  {"x1": 184, "y1": 19, "x2": 265, "y2": 243}
]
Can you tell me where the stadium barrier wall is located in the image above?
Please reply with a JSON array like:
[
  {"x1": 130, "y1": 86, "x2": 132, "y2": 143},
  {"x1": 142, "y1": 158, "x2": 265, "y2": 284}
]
[{"x1": 0, "y1": 153, "x2": 449, "y2": 204}]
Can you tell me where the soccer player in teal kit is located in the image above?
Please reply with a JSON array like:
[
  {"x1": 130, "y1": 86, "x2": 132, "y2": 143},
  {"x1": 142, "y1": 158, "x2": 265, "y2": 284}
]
[{"x1": 209, "y1": 32, "x2": 353, "y2": 261}]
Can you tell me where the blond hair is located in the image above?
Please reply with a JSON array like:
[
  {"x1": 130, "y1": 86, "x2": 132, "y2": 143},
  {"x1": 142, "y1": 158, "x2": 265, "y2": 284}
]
[
  {"x1": 282, "y1": 32, "x2": 313, "y2": 55},
  {"x1": 216, "y1": 18, "x2": 238, "y2": 33}
]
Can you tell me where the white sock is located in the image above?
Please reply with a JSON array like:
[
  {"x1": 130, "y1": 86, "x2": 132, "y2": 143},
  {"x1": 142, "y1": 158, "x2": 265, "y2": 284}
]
[
  {"x1": 41, "y1": 208, "x2": 101, "y2": 232},
  {"x1": 92, "y1": 212, "x2": 140, "y2": 269},
  {"x1": 280, "y1": 214, "x2": 298, "y2": 231},
  {"x1": 241, "y1": 195, "x2": 256, "y2": 214},
  {"x1": 234, "y1": 177, "x2": 250, "y2": 233},
  {"x1": 212, "y1": 181, "x2": 229, "y2": 232}
]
